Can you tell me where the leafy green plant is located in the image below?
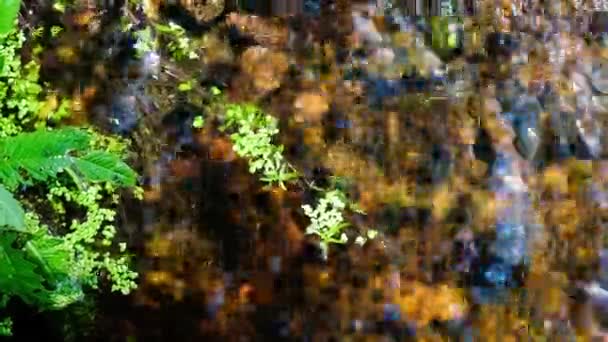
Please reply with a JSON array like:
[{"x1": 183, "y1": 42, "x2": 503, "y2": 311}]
[
  {"x1": 0, "y1": 11, "x2": 139, "y2": 337},
  {"x1": 0, "y1": 0, "x2": 20, "y2": 35},
  {"x1": 0, "y1": 184, "x2": 24, "y2": 230},
  {"x1": 52, "y1": 0, "x2": 72, "y2": 13},
  {"x1": 154, "y1": 22, "x2": 199, "y2": 61},
  {"x1": 302, "y1": 189, "x2": 350, "y2": 245},
  {"x1": 133, "y1": 26, "x2": 158, "y2": 58},
  {"x1": 134, "y1": 22, "x2": 199, "y2": 61},
  {"x1": 0, "y1": 127, "x2": 136, "y2": 191},
  {"x1": 0, "y1": 128, "x2": 139, "y2": 336},
  {"x1": 178, "y1": 79, "x2": 195, "y2": 92},
  {"x1": 305, "y1": 176, "x2": 374, "y2": 254},
  {"x1": 220, "y1": 103, "x2": 299, "y2": 189},
  {"x1": 0, "y1": 23, "x2": 140, "y2": 335},
  {"x1": 0, "y1": 29, "x2": 43, "y2": 136},
  {"x1": 192, "y1": 115, "x2": 205, "y2": 128},
  {"x1": 215, "y1": 102, "x2": 367, "y2": 255},
  {"x1": 0, "y1": 28, "x2": 73, "y2": 136}
]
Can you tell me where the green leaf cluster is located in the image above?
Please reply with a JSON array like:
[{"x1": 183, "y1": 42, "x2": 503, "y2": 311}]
[
  {"x1": 0, "y1": 127, "x2": 137, "y2": 191},
  {"x1": 192, "y1": 115, "x2": 205, "y2": 128},
  {"x1": 0, "y1": 28, "x2": 73, "y2": 136},
  {"x1": 302, "y1": 189, "x2": 350, "y2": 245},
  {"x1": 0, "y1": 10, "x2": 139, "y2": 338},
  {"x1": 216, "y1": 103, "x2": 361, "y2": 253},
  {"x1": 0, "y1": 128, "x2": 139, "y2": 335},
  {"x1": 0, "y1": 214, "x2": 85, "y2": 337},
  {"x1": 133, "y1": 22, "x2": 198, "y2": 62},
  {"x1": 0, "y1": 29, "x2": 43, "y2": 136},
  {"x1": 220, "y1": 103, "x2": 299, "y2": 189},
  {"x1": 154, "y1": 22, "x2": 199, "y2": 61},
  {"x1": 0, "y1": 0, "x2": 20, "y2": 35},
  {"x1": 133, "y1": 26, "x2": 158, "y2": 58}
]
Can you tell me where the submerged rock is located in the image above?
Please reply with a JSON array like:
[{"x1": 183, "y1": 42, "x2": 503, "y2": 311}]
[
  {"x1": 511, "y1": 94, "x2": 542, "y2": 160},
  {"x1": 592, "y1": 62, "x2": 608, "y2": 94},
  {"x1": 109, "y1": 92, "x2": 141, "y2": 135},
  {"x1": 293, "y1": 91, "x2": 330, "y2": 123},
  {"x1": 576, "y1": 116, "x2": 603, "y2": 159},
  {"x1": 240, "y1": 46, "x2": 289, "y2": 93},
  {"x1": 352, "y1": 11, "x2": 383, "y2": 45},
  {"x1": 179, "y1": 0, "x2": 225, "y2": 23}
]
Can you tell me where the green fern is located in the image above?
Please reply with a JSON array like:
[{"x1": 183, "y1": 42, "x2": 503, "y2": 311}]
[
  {"x1": 0, "y1": 128, "x2": 89, "y2": 190},
  {"x1": 24, "y1": 233, "x2": 72, "y2": 284},
  {"x1": 0, "y1": 230, "x2": 82, "y2": 310},
  {"x1": 0, "y1": 127, "x2": 139, "y2": 328},
  {"x1": 0, "y1": 184, "x2": 24, "y2": 231},
  {"x1": 0, "y1": 128, "x2": 137, "y2": 191},
  {"x1": 73, "y1": 151, "x2": 137, "y2": 186},
  {"x1": 0, "y1": 232, "x2": 47, "y2": 306},
  {"x1": 0, "y1": 1, "x2": 20, "y2": 35}
]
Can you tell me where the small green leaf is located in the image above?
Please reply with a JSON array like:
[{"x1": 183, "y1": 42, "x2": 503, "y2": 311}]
[
  {"x1": 178, "y1": 81, "x2": 192, "y2": 92},
  {"x1": 53, "y1": 2, "x2": 65, "y2": 13},
  {"x1": 350, "y1": 202, "x2": 366, "y2": 215},
  {"x1": 210, "y1": 86, "x2": 221, "y2": 96},
  {"x1": 0, "y1": 317, "x2": 12, "y2": 336},
  {"x1": 50, "y1": 26, "x2": 63, "y2": 37},
  {"x1": 0, "y1": 0, "x2": 20, "y2": 35},
  {"x1": 0, "y1": 185, "x2": 24, "y2": 231},
  {"x1": 192, "y1": 115, "x2": 205, "y2": 128}
]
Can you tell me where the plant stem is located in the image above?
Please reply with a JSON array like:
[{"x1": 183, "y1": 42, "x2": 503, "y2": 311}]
[{"x1": 64, "y1": 166, "x2": 84, "y2": 192}]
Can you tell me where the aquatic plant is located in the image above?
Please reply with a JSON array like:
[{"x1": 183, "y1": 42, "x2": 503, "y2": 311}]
[
  {"x1": 52, "y1": 0, "x2": 71, "y2": 13},
  {"x1": 0, "y1": 27, "x2": 74, "y2": 136},
  {"x1": 302, "y1": 189, "x2": 349, "y2": 255},
  {"x1": 155, "y1": 22, "x2": 199, "y2": 61},
  {"x1": 192, "y1": 115, "x2": 205, "y2": 128},
  {"x1": 216, "y1": 102, "x2": 370, "y2": 254},
  {"x1": 134, "y1": 22, "x2": 199, "y2": 62},
  {"x1": 0, "y1": 29, "x2": 43, "y2": 136},
  {"x1": 220, "y1": 103, "x2": 299, "y2": 190},
  {"x1": 133, "y1": 26, "x2": 158, "y2": 59}
]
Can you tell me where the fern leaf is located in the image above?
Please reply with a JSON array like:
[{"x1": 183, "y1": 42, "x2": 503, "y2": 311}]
[
  {"x1": 0, "y1": 0, "x2": 21, "y2": 35},
  {"x1": 0, "y1": 128, "x2": 90, "y2": 190},
  {"x1": 0, "y1": 233, "x2": 46, "y2": 306},
  {"x1": 73, "y1": 151, "x2": 137, "y2": 186},
  {"x1": 24, "y1": 234, "x2": 72, "y2": 282},
  {"x1": 0, "y1": 232, "x2": 81, "y2": 309},
  {"x1": 0, "y1": 185, "x2": 24, "y2": 231}
]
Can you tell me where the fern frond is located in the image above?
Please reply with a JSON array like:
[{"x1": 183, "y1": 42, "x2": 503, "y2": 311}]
[
  {"x1": 73, "y1": 151, "x2": 137, "y2": 187},
  {"x1": 24, "y1": 233, "x2": 72, "y2": 283},
  {"x1": 0, "y1": 128, "x2": 90, "y2": 190},
  {"x1": 0, "y1": 128, "x2": 137, "y2": 190},
  {"x1": 0, "y1": 185, "x2": 24, "y2": 231},
  {"x1": 0, "y1": 232, "x2": 46, "y2": 306},
  {"x1": 0, "y1": 231, "x2": 82, "y2": 310}
]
